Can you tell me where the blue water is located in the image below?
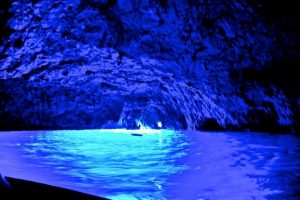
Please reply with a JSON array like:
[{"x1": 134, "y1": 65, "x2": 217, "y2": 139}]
[{"x1": 0, "y1": 130, "x2": 300, "y2": 199}]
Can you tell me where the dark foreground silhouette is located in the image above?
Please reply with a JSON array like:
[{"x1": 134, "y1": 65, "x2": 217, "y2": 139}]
[{"x1": 0, "y1": 176, "x2": 109, "y2": 200}]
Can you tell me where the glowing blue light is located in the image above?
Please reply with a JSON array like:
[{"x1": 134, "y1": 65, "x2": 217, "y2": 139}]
[
  {"x1": 157, "y1": 121, "x2": 162, "y2": 128},
  {"x1": 135, "y1": 119, "x2": 151, "y2": 130},
  {"x1": 1, "y1": 130, "x2": 299, "y2": 199}
]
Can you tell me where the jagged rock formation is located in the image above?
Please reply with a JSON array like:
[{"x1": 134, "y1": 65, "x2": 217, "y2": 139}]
[{"x1": 0, "y1": 0, "x2": 299, "y2": 132}]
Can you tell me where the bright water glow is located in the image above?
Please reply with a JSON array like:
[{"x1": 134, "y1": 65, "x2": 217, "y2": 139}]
[
  {"x1": 135, "y1": 119, "x2": 151, "y2": 130},
  {"x1": 157, "y1": 121, "x2": 162, "y2": 128},
  {"x1": 0, "y1": 130, "x2": 300, "y2": 199}
]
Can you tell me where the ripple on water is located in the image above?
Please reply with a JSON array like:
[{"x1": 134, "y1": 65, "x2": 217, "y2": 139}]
[{"x1": 0, "y1": 130, "x2": 299, "y2": 199}]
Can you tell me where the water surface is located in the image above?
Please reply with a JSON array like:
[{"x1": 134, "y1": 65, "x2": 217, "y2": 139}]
[{"x1": 0, "y1": 130, "x2": 299, "y2": 199}]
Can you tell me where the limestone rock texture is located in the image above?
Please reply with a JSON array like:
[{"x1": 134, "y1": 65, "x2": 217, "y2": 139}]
[{"x1": 0, "y1": 0, "x2": 299, "y2": 132}]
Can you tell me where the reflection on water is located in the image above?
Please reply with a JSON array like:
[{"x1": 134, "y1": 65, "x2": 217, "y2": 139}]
[{"x1": 0, "y1": 130, "x2": 299, "y2": 199}]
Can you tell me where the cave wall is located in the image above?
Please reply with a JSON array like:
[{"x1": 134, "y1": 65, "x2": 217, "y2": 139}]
[{"x1": 0, "y1": 0, "x2": 299, "y2": 132}]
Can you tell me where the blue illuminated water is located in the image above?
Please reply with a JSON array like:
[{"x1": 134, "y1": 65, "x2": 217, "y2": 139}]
[{"x1": 0, "y1": 130, "x2": 300, "y2": 199}]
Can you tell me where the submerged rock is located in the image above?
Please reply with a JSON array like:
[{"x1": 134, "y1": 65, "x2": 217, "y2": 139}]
[{"x1": 0, "y1": 0, "x2": 299, "y2": 132}]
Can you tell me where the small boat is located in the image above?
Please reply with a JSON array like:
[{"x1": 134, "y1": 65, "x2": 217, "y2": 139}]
[
  {"x1": 98, "y1": 129, "x2": 162, "y2": 134},
  {"x1": 131, "y1": 133, "x2": 143, "y2": 136}
]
